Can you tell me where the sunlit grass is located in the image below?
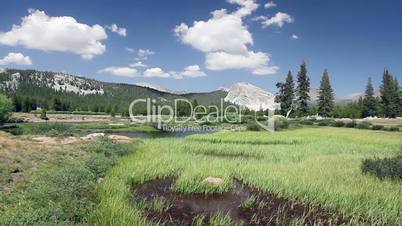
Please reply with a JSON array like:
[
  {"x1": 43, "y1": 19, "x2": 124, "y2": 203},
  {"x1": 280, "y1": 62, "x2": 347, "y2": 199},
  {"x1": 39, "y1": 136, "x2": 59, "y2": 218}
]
[{"x1": 93, "y1": 127, "x2": 402, "y2": 225}]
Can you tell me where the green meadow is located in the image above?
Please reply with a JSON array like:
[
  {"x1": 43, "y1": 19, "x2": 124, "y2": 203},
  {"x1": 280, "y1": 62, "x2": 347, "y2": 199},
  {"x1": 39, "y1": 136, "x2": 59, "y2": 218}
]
[{"x1": 93, "y1": 127, "x2": 402, "y2": 225}]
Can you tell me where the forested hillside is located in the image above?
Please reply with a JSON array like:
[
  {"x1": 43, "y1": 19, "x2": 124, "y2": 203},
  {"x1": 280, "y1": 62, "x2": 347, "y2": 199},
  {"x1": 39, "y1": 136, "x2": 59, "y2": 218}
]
[{"x1": 0, "y1": 69, "x2": 227, "y2": 115}]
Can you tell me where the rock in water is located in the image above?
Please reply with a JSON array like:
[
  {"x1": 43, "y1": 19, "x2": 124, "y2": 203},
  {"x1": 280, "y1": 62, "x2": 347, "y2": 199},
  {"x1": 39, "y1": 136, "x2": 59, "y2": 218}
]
[{"x1": 202, "y1": 177, "x2": 224, "y2": 186}]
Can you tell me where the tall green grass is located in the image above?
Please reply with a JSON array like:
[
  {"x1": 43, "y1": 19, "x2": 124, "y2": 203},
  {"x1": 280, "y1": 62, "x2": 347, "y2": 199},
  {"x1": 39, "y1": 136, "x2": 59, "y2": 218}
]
[{"x1": 94, "y1": 127, "x2": 402, "y2": 225}]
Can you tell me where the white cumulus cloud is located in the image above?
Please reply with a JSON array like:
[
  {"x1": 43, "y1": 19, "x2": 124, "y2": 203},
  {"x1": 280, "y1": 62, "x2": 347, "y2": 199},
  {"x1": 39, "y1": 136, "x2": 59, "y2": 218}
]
[
  {"x1": 125, "y1": 47, "x2": 135, "y2": 53},
  {"x1": 174, "y1": 0, "x2": 278, "y2": 75},
  {"x1": 98, "y1": 66, "x2": 138, "y2": 77},
  {"x1": 0, "y1": 52, "x2": 32, "y2": 65},
  {"x1": 264, "y1": 1, "x2": 277, "y2": 8},
  {"x1": 172, "y1": 64, "x2": 207, "y2": 79},
  {"x1": 106, "y1": 24, "x2": 127, "y2": 36},
  {"x1": 0, "y1": 9, "x2": 107, "y2": 60},
  {"x1": 143, "y1": 67, "x2": 170, "y2": 78},
  {"x1": 255, "y1": 12, "x2": 294, "y2": 28},
  {"x1": 291, "y1": 34, "x2": 299, "y2": 39},
  {"x1": 205, "y1": 51, "x2": 278, "y2": 75},
  {"x1": 129, "y1": 61, "x2": 148, "y2": 68},
  {"x1": 135, "y1": 48, "x2": 155, "y2": 61}
]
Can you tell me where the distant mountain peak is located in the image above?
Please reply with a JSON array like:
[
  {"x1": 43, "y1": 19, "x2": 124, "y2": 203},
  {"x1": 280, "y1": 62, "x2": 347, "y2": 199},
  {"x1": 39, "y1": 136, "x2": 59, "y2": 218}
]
[{"x1": 224, "y1": 82, "x2": 277, "y2": 111}]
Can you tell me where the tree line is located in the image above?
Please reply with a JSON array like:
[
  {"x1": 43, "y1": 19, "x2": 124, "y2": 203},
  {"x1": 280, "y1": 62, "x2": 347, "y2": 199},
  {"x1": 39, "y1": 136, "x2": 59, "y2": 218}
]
[{"x1": 275, "y1": 62, "x2": 402, "y2": 118}]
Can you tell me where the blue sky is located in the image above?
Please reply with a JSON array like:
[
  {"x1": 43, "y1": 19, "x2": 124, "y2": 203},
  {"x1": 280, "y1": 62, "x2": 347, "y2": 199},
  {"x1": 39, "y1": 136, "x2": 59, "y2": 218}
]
[{"x1": 0, "y1": 0, "x2": 401, "y2": 96}]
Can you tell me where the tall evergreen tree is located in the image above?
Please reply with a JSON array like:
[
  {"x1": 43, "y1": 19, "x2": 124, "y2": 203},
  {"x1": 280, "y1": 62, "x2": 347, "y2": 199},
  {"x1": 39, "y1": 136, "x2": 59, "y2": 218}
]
[
  {"x1": 317, "y1": 69, "x2": 335, "y2": 116},
  {"x1": 275, "y1": 71, "x2": 295, "y2": 116},
  {"x1": 296, "y1": 61, "x2": 310, "y2": 116},
  {"x1": 380, "y1": 69, "x2": 399, "y2": 118},
  {"x1": 362, "y1": 77, "x2": 377, "y2": 117}
]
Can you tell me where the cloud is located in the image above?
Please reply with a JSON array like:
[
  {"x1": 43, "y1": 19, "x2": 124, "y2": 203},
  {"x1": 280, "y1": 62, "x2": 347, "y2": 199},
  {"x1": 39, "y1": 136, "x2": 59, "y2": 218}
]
[
  {"x1": 205, "y1": 51, "x2": 278, "y2": 75},
  {"x1": 172, "y1": 64, "x2": 207, "y2": 79},
  {"x1": 181, "y1": 65, "x2": 206, "y2": 77},
  {"x1": 0, "y1": 9, "x2": 107, "y2": 60},
  {"x1": 0, "y1": 52, "x2": 32, "y2": 65},
  {"x1": 125, "y1": 47, "x2": 135, "y2": 53},
  {"x1": 129, "y1": 61, "x2": 148, "y2": 68},
  {"x1": 291, "y1": 34, "x2": 299, "y2": 39},
  {"x1": 135, "y1": 48, "x2": 155, "y2": 61},
  {"x1": 98, "y1": 66, "x2": 139, "y2": 77},
  {"x1": 174, "y1": 11, "x2": 252, "y2": 54},
  {"x1": 264, "y1": 1, "x2": 277, "y2": 8},
  {"x1": 143, "y1": 67, "x2": 170, "y2": 78},
  {"x1": 174, "y1": 0, "x2": 278, "y2": 75},
  {"x1": 106, "y1": 24, "x2": 127, "y2": 37},
  {"x1": 255, "y1": 12, "x2": 294, "y2": 28}
]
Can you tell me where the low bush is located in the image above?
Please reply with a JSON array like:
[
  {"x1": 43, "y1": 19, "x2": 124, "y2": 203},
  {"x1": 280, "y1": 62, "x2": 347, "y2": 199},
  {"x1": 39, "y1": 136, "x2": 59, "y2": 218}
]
[
  {"x1": 317, "y1": 119, "x2": 336, "y2": 126},
  {"x1": 361, "y1": 155, "x2": 402, "y2": 180},
  {"x1": 22, "y1": 122, "x2": 74, "y2": 136},
  {"x1": 332, "y1": 121, "x2": 345, "y2": 127},
  {"x1": 371, "y1": 125, "x2": 384, "y2": 130},
  {"x1": 344, "y1": 120, "x2": 357, "y2": 128},
  {"x1": 83, "y1": 137, "x2": 133, "y2": 157},
  {"x1": 246, "y1": 122, "x2": 261, "y2": 131},
  {"x1": 356, "y1": 121, "x2": 372, "y2": 129},
  {"x1": 387, "y1": 126, "x2": 400, "y2": 132},
  {"x1": 274, "y1": 116, "x2": 289, "y2": 130},
  {"x1": 299, "y1": 119, "x2": 315, "y2": 125}
]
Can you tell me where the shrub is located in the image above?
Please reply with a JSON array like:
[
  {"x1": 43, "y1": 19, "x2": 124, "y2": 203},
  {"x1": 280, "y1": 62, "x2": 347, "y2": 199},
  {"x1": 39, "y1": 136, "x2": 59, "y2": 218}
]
[
  {"x1": 274, "y1": 116, "x2": 289, "y2": 130},
  {"x1": 85, "y1": 154, "x2": 116, "y2": 178},
  {"x1": 317, "y1": 119, "x2": 336, "y2": 126},
  {"x1": 333, "y1": 121, "x2": 345, "y2": 127},
  {"x1": 387, "y1": 126, "x2": 400, "y2": 132},
  {"x1": 246, "y1": 122, "x2": 260, "y2": 131},
  {"x1": 361, "y1": 155, "x2": 402, "y2": 180},
  {"x1": 299, "y1": 120, "x2": 314, "y2": 125},
  {"x1": 0, "y1": 94, "x2": 13, "y2": 124},
  {"x1": 345, "y1": 120, "x2": 357, "y2": 128},
  {"x1": 371, "y1": 125, "x2": 384, "y2": 130},
  {"x1": 356, "y1": 121, "x2": 372, "y2": 129},
  {"x1": 83, "y1": 137, "x2": 133, "y2": 157},
  {"x1": 24, "y1": 122, "x2": 73, "y2": 136}
]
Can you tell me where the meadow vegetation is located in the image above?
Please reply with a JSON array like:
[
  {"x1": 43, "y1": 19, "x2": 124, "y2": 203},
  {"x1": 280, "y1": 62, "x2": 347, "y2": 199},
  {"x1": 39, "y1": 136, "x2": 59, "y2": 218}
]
[
  {"x1": 0, "y1": 133, "x2": 137, "y2": 225},
  {"x1": 93, "y1": 127, "x2": 402, "y2": 225}
]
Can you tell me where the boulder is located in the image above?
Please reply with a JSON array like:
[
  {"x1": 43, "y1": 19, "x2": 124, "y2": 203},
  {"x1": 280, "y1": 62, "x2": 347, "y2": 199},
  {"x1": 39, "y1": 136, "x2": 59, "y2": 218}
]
[
  {"x1": 201, "y1": 177, "x2": 224, "y2": 186},
  {"x1": 107, "y1": 135, "x2": 132, "y2": 143},
  {"x1": 61, "y1": 136, "x2": 80, "y2": 144},
  {"x1": 32, "y1": 136, "x2": 57, "y2": 144},
  {"x1": 80, "y1": 133, "x2": 105, "y2": 141}
]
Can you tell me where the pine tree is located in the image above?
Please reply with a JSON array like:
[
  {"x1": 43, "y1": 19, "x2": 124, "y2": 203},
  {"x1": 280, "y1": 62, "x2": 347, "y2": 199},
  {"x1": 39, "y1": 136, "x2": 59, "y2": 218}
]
[
  {"x1": 317, "y1": 69, "x2": 335, "y2": 116},
  {"x1": 362, "y1": 77, "x2": 377, "y2": 117},
  {"x1": 296, "y1": 61, "x2": 310, "y2": 116},
  {"x1": 380, "y1": 69, "x2": 398, "y2": 118},
  {"x1": 275, "y1": 71, "x2": 295, "y2": 116}
]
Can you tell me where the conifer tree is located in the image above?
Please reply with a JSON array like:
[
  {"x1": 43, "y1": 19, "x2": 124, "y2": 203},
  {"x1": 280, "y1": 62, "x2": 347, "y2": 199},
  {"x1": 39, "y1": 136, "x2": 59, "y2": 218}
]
[
  {"x1": 380, "y1": 69, "x2": 399, "y2": 118},
  {"x1": 362, "y1": 77, "x2": 377, "y2": 117},
  {"x1": 275, "y1": 71, "x2": 295, "y2": 116},
  {"x1": 296, "y1": 61, "x2": 310, "y2": 116},
  {"x1": 318, "y1": 69, "x2": 335, "y2": 116}
]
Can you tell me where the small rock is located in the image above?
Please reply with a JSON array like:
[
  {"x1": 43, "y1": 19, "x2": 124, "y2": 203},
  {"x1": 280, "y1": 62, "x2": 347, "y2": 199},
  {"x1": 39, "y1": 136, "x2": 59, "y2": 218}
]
[
  {"x1": 60, "y1": 136, "x2": 79, "y2": 144},
  {"x1": 80, "y1": 133, "x2": 105, "y2": 141},
  {"x1": 97, "y1": 177, "x2": 104, "y2": 183},
  {"x1": 107, "y1": 135, "x2": 132, "y2": 143},
  {"x1": 202, "y1": 177, "x2": 224, "y2": 186},
  {"x1": 32, "y1": 136, "x2": 57, "y2": 144}
]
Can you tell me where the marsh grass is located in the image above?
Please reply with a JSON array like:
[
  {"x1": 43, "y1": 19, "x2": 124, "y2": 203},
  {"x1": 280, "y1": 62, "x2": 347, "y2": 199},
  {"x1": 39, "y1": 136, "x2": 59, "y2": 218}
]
[{"x1": 94, "y1": 127, "x2": 402, "y2": 225}]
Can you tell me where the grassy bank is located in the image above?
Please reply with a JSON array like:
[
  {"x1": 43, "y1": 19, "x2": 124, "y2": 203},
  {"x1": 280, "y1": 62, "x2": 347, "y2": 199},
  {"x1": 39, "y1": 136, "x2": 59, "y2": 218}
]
[{"x1": 0, "y1": 132, "x2": 137, "y2": 225}]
